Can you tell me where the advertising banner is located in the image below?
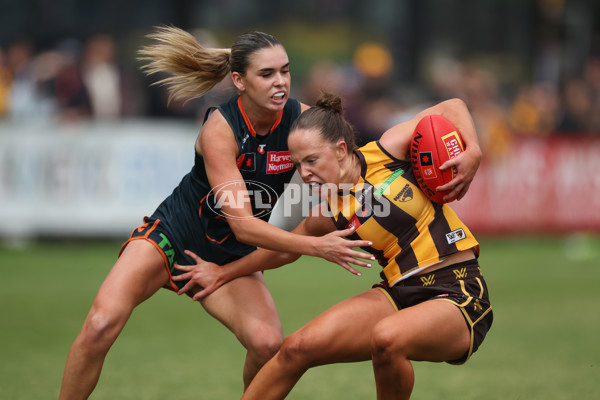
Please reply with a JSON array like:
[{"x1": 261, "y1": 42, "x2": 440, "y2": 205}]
[{"x1": 1, "y1": 124, "x2": 598, "y2": 239}]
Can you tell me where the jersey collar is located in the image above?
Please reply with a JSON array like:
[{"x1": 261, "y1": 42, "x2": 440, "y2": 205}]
[{"x1": 237, "y1": 96, "x2": 284, "y2": 137}]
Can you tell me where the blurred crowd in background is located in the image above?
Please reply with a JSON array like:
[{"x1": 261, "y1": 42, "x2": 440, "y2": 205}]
[{"x1": 1, "y1": 0, "x2": 599, "y2": 161}]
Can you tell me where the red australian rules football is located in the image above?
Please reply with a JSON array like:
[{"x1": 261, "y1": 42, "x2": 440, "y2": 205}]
[{"x1": 410, "y1": 115, "x2": 465, "y2": 203}]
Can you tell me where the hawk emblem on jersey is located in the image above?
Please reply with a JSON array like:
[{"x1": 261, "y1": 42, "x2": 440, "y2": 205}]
[
  {"x1": 393, "y1": 184, "x2": 413, "y2": 202},
  {"x1": 236, "y1": 153, "x2": 256, "y2": 171}
]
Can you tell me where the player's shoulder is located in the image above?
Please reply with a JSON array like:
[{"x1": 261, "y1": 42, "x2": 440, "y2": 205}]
[
  {"x1": 198, "y1": 108, "x2": 237, "y2": 154},
  {"x1": 299, "y1": 101, "x2": 311, "y2": 113},
  {"x1": 202, "y1": 108, "x2": 232, "y2": 135},
  {"x1": 378, "y1": 122, "x2": 413, "y2": 161},
  {"x1": 280, "y1": 97, "x2": 303, "y2": 120}
]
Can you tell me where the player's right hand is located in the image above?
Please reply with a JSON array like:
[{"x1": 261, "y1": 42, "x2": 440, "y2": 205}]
[
  {"x1": 173, "y1": 250, "x2": 225, "y2": 300},
  {"x1": 313, "y1": 226, "x2": 375, "y2": 276}
]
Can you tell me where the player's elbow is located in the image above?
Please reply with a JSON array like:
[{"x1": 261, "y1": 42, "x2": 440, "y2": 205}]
[
  {"x1": 276, "y1": 251, "x2": 300, "y2": 265},
  {"x1": 227, "y1": 219, "x2": 258, "y2": 246},
  {"x1": 443, "y1": 97, "x2": 468, "y2": 113}
]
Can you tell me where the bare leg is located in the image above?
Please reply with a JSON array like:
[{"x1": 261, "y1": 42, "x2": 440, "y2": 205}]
[
  {"x1": 59, "y1": 240, "x2": 169, "y2": 400},
  {"x1": 241, "y1": 288, "x2": 396, "y2": 400},
  {"x1": 200, "y1": 272, "x2": 283, "y2": 388},
  {"x1": 371, "y1": 300, "x2": 470, "y2": 400}
]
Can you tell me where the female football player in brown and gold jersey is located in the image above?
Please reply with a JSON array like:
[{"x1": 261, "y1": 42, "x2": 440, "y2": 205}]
[{"x1": 174, "y1": 92, "x2": 491, "y2": 400}]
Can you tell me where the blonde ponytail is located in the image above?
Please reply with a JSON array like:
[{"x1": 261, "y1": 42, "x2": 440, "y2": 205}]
[{"x1": 138, "y1": 26, "x2": 231, "y2": 104}]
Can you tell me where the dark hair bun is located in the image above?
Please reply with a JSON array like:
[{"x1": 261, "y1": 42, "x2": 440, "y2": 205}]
[{"x1": 315, "y1": 91, "x2": 343, "y2": 115}]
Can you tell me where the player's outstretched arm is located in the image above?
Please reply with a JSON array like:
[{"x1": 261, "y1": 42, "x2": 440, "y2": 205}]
[
  {"x1": 173, "y1": 212, "x2": 374, "y2": 300},
  {"x1": 200, "y1": 110, "x2": 374, "y2": 267},
  {"x1": 173, "y1": 248, "x2": 296, "y2": 300}
]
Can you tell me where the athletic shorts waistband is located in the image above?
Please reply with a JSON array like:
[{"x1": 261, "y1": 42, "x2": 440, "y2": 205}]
[{"x1": 396, "y1": 259, "x2": 481, "y2": 287}]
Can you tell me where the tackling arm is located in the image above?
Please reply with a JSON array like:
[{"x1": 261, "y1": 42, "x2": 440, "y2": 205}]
[
  {"x1": 199, "y1": 111, "x2": 372, "y2": 267},
  {"x1": 173, "y1": 209, "x2": 372, "y2": 300}
]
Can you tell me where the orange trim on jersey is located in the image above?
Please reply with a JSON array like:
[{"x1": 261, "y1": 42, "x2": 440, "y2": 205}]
[
  {"x1": 146, "y1": 219, "x2": 160, "y2": 237},
  {"x1": 198, "y1": 193, "x2": 231, "y2": 243},
  {"x1": 237, "y1": 96, "x2": 283, "y2": 137},
  {"x1": 198, "y1": 193, "x2": 212, "y2": 219},
  {"x1": 205, "y1": 232, "x2": 232, "y2": 244}
]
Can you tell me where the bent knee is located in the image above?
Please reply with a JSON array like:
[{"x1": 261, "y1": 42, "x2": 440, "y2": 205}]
[
  {"x1": 245, "y1": 324, "x2": 284, "y2": 362},
  {"x1": 277, "y1": 331, "x2": 319, "y2": 369},
  {"x1": 80, "y1": 308, "x2": 128, "y2": 348},
  {"x1": 371, "y1": 322, "x2": 405, "y2": 364}
]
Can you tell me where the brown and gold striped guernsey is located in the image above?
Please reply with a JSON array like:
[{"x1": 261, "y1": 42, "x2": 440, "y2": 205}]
[{"x1": 327, "y1": 141, "x2": 479, "y2": 286}]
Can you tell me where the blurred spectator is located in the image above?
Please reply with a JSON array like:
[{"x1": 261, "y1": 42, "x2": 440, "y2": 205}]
[
  {"x1": 6, "y1": 39, "x2": 50, "y2": 120},
  {"x1": 426, "y1": 56, "x2": 513, "y2": 158},
  {"x1": 300, "y1": 59, "x2": 378, "y2": 140},
  {"x1": 0, "y1": 20, "x2": 597, "y2": 141},
  {"x1": 300, "y1": 47, "x2": 403, "y2": 144},
  {"x1": 509, "y1": 82, "x2": 560, "y2": 136},
  {"x1": 558, "y1": 78, "x2": 592, "y2": 134},
  {"x1": 461, "y1": 63, "x2": 513, "y2": 159},
  {"x1": 583, "y1": 57, "x2": 600, "y2": 134},
  {"x1": 302, "y1": 59, "x2": 348, "y2": 105},
  {"x1": 427, "y1": 56, "x2": 467, "y2": 101},
  {"x1": 52, "y1": 39, "x2": 92, "y2": 122},
  {"x1": 0, "y1": 47, "x2": 11, "y2": 117},
  {"x1": 82, "y1": 34, "x2": 123, "y2": 119}
]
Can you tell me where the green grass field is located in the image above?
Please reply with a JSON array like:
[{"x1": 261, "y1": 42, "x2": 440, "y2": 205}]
[{"x1": 1, "y1": 235, "x2": 599, "y2": 399}]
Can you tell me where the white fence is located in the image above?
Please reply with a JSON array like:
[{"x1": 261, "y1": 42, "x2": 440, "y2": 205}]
[
  {"x1": 2, "y1": 120, "x2": 599, "y2": 241},
  {"x1": 0, "y1": 119, "x2": 197, "y2": 239}
]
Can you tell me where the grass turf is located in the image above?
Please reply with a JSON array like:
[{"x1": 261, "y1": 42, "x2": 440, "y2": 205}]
[{"x1": 1, "y1": 235, "x2": 599, "y2": 399}]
